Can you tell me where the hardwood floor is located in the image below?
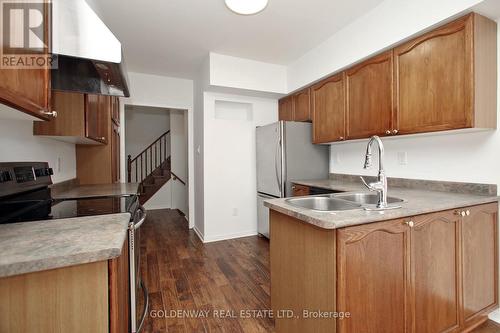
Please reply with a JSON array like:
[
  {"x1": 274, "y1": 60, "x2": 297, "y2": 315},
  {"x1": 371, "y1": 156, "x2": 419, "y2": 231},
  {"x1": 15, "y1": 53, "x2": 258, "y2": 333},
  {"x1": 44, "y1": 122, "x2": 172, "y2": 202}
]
[
  {"x1": 140, "y1": 209, "x2": 500, "y2": 333},
  {"x1": 140, "y1": 209, "x2": 273, "y2": 333},
  {"x1": 475, "y1": 320, "x2": 500, "y2": 333}
]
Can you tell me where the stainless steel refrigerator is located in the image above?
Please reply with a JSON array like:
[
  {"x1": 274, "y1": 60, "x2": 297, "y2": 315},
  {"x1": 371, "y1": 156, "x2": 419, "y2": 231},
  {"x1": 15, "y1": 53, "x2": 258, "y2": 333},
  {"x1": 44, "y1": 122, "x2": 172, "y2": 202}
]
[{"x1": 256, "y1": 121, "x2": 329, "y2": 238}]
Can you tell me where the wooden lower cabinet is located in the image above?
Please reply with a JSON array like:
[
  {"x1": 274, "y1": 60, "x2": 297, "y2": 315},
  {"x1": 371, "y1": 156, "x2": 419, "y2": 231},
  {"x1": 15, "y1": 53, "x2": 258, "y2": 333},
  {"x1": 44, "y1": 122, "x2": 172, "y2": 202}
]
[
  {"x1": 270, "y1": 203, "x2": 498, "y2": 333},
  {"x1": 337, "y1": 218, "x2": 409, "y2": 333},
  {"x1": 109, "y1": 241, "x2": 130, "y2": 333},
  {"x1": 462, "y1": 203, "x2": 498, "y2": 327},
  {"x1": 0, "y1": 242, "x2": 130, "y2": 333},
  {"x1": 411, "y1": 210, "x2": 460, "y2": 333},
  {"x1": 270, "y1": 210, "x2": 337, "y2": 333},
  {"x1": 291, "y1": 184, "x2": 310, "y2": 196}
]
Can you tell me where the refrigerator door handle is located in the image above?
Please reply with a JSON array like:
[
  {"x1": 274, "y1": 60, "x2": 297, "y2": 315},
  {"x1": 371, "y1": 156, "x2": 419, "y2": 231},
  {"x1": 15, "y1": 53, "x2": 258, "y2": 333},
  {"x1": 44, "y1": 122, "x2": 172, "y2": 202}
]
[{"x1": 275, "y1": 138, "x2": 282, "y2": 196}]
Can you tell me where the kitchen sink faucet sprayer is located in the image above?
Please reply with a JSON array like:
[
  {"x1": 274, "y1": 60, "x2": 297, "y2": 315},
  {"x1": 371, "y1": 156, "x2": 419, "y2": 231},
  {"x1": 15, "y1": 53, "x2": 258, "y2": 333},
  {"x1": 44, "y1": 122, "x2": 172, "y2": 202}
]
[{"x1": 360, "y1": 135, "x2": 393, "y2": 210}]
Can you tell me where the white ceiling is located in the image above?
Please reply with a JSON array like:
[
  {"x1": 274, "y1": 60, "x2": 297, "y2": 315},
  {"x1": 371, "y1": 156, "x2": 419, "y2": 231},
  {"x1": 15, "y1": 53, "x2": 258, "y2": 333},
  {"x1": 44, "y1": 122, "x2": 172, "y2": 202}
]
[{"x1": 90, "y1": 0, "x2": 385, "y2": 79}]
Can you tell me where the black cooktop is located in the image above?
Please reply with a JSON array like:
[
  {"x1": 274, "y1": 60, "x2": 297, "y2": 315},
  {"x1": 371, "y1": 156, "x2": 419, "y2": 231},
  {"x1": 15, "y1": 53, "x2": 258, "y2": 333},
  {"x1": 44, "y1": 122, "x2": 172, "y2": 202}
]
[
  {"x1": 0, "y1": 161, "x2": 139, "y2": 224},
  {"x1": 51, "y1": 195, "x2": 138, "y2": 219},
  {"x1": 0, "y1": 187, "x2": 138, "y2": 224}
]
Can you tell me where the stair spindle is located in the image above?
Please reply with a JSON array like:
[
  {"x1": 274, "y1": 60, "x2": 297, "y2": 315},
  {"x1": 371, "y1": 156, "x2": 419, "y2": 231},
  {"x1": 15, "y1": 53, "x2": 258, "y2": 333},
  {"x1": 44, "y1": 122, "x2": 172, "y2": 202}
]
[{"x1": 127, "y1": 155, "x2": 132, "y2": 183}]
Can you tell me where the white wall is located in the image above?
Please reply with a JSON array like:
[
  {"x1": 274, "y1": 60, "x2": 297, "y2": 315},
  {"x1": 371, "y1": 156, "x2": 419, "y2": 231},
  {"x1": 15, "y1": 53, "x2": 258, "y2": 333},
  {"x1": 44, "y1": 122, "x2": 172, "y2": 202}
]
[
  {"x1": 193, "y1": 59, "x2": 209, "y2": 238},
  {"x1": 143, "y1": 181, "x2": 172, "y2": 210},
  {"x1": 120, "y1": 71, "x2": 195, "y2": 227},
  {"x1": 125, "y1": 105, "x2": 170, "y2": 160},
  {"x1": 170, "y1": 109, "x2": 189, "y2": 215},
  {"x1": 0, "y1": 118, "x2": 76, "y2": 183},
  {"x1": 209, "y1": 52, "x2": 287, "y2": 94},
  {"x1": 201, "y1": 92, "x2": 277, "y2": 242},
  {"x1": 331, "y1": 20, "x2": 500, "y2": 195},
  {"x1": 287, "y1": 0, "x2": 485, "y2": 92}
]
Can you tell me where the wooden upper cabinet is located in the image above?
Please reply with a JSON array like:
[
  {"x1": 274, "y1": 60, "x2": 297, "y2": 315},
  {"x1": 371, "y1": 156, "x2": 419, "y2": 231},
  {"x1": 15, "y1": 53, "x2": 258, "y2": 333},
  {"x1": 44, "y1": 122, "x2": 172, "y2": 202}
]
[
  {"x1": 85, "y1": 95, "x2": 101, "y2": 141},
  {"x1": 33, "y1": 91, "x2": 109, "y2": 144},
  {"x1": 337, "y1": 218, "x2": 410, "y2": 333},
  {"x1": 0, "y1": 2, "x2": 51, "y2": 120},
  {"x1": 111, "y1": 123, "x2": 120, "y2": 183},
  {"x1": 111, "y1": 97, "x2": 120, "y2": 125},
  {"x1": 346, "y1": 51, "x2": 394, "y2": 139},
  {"x1": 411, "y1": 210, "x2": 460, "y2": 333},
  {"x1": 394, "y1": 13, "x2": 497, "y2": 135},
  {"x1": 292, "y1": 88, "x2": 311, "y2": 122},
  {"x1": 33, "y1": 92, "x2": 85, "y2": 137},
  {"x1": 278, "y1": 96, "x2": 294, "y2": 121},
  {"x1": 461, "y1": 203, "x2": 498, "y2": 326},
  {"x1": 85, "y1": 94, "x2": 109, "y2": 144},
  {"x1": 311, "y1": 73, "x2": 346, "y2": 143}
]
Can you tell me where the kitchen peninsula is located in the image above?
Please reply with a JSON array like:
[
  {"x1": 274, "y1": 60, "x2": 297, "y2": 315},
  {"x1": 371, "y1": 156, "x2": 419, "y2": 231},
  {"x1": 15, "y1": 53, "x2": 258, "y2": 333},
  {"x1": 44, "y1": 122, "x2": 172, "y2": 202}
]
[{"x1": 265, "y1": 177, "x2": 499, "y2": 333}]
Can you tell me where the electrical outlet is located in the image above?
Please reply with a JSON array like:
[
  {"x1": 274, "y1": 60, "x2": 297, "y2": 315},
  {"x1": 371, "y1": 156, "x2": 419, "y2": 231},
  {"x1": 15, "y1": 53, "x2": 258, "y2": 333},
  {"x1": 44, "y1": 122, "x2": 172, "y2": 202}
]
[{"x1": 397, "y1": 152, "x2": 408, "y2": 165}]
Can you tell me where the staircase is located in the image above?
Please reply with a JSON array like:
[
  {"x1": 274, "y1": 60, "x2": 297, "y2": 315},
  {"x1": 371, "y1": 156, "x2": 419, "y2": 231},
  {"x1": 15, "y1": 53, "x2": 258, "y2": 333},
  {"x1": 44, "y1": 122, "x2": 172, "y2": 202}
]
[{"x1": 127, "y1": 131, "x2": 171, "y2": 205}]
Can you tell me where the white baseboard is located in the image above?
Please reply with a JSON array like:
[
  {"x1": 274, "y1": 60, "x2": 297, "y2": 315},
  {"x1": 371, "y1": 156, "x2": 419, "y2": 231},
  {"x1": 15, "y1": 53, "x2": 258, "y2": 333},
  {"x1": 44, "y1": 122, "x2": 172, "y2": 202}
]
[
  {"x1": 193, "y1": 226, "x2": 205, "y2": 242},
  {"x1": 143, "y1": 204, "x2": 172, "y2": 210},
  {"x1": 489, "y1": 309, "x2": 500, "y2": 323},
  {"x1": 202, "y1": 230, "x2": 258, "y2": 243}
]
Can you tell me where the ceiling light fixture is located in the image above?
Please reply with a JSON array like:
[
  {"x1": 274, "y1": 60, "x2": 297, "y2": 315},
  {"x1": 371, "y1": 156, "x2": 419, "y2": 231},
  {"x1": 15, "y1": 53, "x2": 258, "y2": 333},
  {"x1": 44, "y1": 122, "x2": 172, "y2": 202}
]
[{"x1": 224, "y1": 0, "x2": 269, "y2": 15}]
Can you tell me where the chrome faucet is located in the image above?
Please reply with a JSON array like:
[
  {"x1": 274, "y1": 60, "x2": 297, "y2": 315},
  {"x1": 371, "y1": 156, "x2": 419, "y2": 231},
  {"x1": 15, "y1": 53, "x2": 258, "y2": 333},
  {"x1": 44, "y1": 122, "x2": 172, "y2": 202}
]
[{"x1": 360, "y1": 136, "x2": 388, "y2": 209}]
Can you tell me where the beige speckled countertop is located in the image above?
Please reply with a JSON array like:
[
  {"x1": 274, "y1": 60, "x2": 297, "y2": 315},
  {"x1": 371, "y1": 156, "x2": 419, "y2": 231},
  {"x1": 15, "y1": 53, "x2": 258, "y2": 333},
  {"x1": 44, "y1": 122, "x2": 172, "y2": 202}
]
[
  {"x1": 51, "y1": 183, "x2": 140, "y2": 200},
  {"x1": 264, "y1": 179, "x2": 499, "y2": 230},
  {"x1": 0, "y1": 213, "x2": 130, "y2": 278}
]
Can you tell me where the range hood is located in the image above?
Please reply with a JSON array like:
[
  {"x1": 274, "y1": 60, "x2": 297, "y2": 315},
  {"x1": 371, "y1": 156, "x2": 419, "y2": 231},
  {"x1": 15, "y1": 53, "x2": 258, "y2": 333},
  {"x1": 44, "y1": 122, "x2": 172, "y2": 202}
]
[{"x1": 51, "y1": 0, "x2": 130, "y2": 97}]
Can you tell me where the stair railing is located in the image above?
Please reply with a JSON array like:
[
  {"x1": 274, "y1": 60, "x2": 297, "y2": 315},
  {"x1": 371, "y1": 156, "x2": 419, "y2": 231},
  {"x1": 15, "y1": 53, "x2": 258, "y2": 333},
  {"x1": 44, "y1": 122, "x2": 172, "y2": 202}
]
[
  {"x1": 171, "y1": 172, "x2": 186, "y2": 185},
  {"x1": 128, "y1": 131, "x2": 170, "y2": 183}
]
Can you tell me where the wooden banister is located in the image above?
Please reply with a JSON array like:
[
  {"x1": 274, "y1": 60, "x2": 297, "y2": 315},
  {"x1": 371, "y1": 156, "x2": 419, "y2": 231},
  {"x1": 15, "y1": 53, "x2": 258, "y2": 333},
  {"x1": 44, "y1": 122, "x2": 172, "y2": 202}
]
[
  {"x1": 171, "y1": 172, "x2": 186, "y2": 186},
  {"x1": 127, "y1": 130, "x2": 171, "y2": 184},
  {"x1": 130, "y1": 130, "x2": 170, "y2": 163}
]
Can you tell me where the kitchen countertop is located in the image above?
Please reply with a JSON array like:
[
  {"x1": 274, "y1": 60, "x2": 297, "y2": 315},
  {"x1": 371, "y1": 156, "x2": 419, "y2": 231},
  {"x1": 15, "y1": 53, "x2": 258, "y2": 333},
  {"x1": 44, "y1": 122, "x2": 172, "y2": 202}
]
[
  {"x1": 51, "y1": 182, "x2": 140, "y2": 200},
  {"x1": 264, "y1": 179, "x2": 499, "y2": 230},
  {"x1": 0, "y1": 213, "x2": 130, "y2": 278}
]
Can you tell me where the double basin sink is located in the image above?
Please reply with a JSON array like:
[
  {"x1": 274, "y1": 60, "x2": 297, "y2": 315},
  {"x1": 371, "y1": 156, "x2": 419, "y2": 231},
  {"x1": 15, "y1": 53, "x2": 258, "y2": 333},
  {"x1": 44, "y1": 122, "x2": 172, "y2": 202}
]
[{"x1": 286, "y1": 192, "x2": 405, "y2": 212}]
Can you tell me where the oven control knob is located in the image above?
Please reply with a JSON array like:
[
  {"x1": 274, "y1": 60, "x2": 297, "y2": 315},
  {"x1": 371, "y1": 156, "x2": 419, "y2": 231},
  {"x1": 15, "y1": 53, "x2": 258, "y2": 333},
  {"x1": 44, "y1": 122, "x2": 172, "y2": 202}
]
[
  {"x1": 34, "y1": 168, "x2": 53, "y2": 177},
  {"x1": 0, "y1": 171, "x2": 12, "y2": 183}
]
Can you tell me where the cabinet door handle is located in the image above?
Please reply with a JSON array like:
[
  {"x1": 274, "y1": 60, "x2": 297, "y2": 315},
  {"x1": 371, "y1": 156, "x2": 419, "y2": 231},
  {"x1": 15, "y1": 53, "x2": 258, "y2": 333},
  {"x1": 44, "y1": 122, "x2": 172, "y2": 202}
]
[
  {"x1": 392, "y1": 129, "x2": 399, "y2": 135},
  {"x1": 385, "y1": 130, "x2": 391, "y2": 135},
  {"x1": 455, "y1": 210, "x2": 466, "y2": 217},
  {"x1": 465, "y1": 210, "x2": 470, "y2": 216},
  {"x1": 405, "y1": 221, "x2": 414, "y2": 228},
  {"x1": 40, "y1": 110, "x2": 57, "y2": 118},
  {"x1": 339, "y1": 136, "x2": 344, "y2": 141}
]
